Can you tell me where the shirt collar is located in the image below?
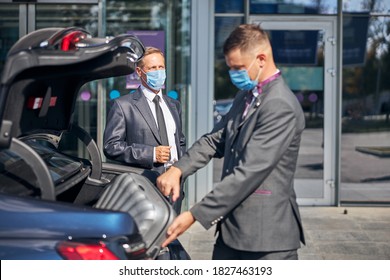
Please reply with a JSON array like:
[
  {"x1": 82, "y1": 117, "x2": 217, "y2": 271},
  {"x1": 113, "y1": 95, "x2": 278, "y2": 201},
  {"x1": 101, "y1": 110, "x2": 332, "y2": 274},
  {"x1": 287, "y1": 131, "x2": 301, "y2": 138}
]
[{"x1": 141, "y1": 85, "x2": 162, "y2": 102}]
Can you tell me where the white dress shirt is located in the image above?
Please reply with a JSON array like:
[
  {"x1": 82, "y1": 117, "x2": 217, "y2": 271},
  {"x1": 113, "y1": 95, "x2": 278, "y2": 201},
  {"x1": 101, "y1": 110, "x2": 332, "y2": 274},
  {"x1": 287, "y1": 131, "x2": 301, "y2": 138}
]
[{"x1": 141, "y1": 86, "x2": 178, "y2": 163}]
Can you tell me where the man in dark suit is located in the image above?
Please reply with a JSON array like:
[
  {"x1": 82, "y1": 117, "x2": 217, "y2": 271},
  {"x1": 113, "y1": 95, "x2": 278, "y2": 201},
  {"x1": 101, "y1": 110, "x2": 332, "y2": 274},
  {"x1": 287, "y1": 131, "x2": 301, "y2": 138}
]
[
  {"x1": 103, "y1": 47, "x2": 186, "y2": 214},
  {"x1": 157, "y1": 24, "x2": 306, "y2": 260}
]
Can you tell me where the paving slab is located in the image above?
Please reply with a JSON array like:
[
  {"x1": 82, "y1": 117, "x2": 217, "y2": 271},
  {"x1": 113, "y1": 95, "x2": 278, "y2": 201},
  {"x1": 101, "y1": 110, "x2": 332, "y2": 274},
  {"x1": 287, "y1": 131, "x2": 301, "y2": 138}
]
[{"x1": 178, "y1": 207, "x2": 390, "y2": 260}]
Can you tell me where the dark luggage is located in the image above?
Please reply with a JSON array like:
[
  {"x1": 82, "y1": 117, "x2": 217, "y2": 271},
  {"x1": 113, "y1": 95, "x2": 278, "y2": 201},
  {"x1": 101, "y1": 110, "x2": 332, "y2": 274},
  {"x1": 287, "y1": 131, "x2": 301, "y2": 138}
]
[{"x1": 95, "y1": 172, "x2": 189, "y2": 259}]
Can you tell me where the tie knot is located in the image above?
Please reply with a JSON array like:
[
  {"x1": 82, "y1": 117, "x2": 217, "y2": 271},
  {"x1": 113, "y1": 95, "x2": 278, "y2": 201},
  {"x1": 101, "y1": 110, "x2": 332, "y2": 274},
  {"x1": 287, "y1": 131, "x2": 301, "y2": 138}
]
[
  {"x1": 246, "y1": 92, "x2": 254, "y2": 104},
  {"x1": 153, "y1": 95, "x2": 160, "y2": 103}
]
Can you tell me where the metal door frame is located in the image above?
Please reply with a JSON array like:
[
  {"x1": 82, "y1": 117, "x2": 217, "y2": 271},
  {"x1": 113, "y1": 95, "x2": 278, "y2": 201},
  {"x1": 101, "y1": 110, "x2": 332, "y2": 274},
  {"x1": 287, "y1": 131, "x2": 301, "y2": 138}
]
[{"x1": 250, "y1": 16, "x2": 338, "y2": 206}]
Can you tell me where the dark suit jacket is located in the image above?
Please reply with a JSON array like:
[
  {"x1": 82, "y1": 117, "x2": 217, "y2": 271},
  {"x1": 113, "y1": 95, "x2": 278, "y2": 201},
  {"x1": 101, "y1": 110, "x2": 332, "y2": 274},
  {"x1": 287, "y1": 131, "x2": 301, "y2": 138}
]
[
  {"x1": 175, "y1": 76, "x2": 305, "y2": 252},
  {"x1": 103, "y1": 87, "x2": 186, "y2": 175}
]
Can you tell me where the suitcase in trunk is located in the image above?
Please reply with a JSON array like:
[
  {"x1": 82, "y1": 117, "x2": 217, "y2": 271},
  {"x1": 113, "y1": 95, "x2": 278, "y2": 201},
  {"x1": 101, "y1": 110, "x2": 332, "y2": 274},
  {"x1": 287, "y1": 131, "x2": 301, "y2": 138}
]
[{"x1": 94, "y1": 172, "x2": 175, "y2": 259}]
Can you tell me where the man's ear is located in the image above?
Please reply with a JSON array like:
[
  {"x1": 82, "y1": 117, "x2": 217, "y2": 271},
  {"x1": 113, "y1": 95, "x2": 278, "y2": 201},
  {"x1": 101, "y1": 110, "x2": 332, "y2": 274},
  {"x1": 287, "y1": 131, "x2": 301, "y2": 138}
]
[
  {"x1": 257, "y1": 53, "x2": 266, "y2": 67},
  {"x1": 135, "y1": 66, "x2": 142, "y2": 77}
]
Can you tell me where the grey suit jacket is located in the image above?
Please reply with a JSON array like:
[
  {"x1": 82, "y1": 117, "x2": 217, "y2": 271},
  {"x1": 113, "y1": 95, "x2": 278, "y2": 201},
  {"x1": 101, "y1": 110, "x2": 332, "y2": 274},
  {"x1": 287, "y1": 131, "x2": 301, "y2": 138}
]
[
  {"x1": 103, "y1": 87, "x2": 186, "y2": 174},
  {"x1": 175, "y1": 76, "x2": 305, "y2": 252}
]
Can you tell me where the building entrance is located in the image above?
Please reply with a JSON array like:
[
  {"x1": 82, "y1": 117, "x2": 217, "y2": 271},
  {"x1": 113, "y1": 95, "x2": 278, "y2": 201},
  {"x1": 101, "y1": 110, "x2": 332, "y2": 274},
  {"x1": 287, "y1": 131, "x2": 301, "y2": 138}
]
[{"x1": 251, "y1": 16, "x2": 338, "y2": 206}]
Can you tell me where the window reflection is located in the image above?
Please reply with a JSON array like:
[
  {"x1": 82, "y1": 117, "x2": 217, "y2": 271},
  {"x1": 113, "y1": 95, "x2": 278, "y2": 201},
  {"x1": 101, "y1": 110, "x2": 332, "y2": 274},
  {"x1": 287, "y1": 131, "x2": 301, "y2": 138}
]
[
  {"x1": 0, "y1": 4, "x2": 19, "y2": 73},
  {"x1": 250, "y1": 0, "x2": 337, "y2": 14},
  {"x1": 36, "y1": 5, "x2": 98, "y2": 36},
  {"x1": 343, "y1": 0, "x2": 390, "y2": 13},
  {"x1": 215, "y1": 0, "x2": 244, "y2": 14},
  {"x1": 214, "y1": 17, "x2": 244, "y2": 100},
  {"x1": 106, "y1": 1, "x2": 168, "y2": 35},
  {"x1": 341, "y1": 14, "x2": 390, "y2": 203},
  {"x1": 214, "y1": 0, "x2": 390, "y2": 204},
  {"x1": 31, "y1": 0, "x2": 190, "y2": 163}
]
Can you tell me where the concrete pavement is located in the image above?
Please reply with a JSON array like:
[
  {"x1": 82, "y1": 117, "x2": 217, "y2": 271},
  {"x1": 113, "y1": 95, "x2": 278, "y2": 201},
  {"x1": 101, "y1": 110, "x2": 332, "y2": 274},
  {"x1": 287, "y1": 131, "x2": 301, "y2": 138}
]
[
  {"x1": 178, "y1": 131, "x2": 390, "y2": 260},
  {"x1": 178, "y1": 206, "x2": 390, "y2": 260}
]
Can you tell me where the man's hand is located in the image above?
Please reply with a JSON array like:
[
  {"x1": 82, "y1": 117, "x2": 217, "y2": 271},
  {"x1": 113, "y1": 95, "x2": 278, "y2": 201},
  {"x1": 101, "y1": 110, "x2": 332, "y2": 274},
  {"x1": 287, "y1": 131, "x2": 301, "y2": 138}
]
[
  {"x1": 156, "y1": 166, "x2": 182, "y2": 201},
  {"x1": 155, "y1": 145, "x2": 171, "y2": 163},
  {"x1": 162, "y1": 211, "x2": 195, "y2": 247}
]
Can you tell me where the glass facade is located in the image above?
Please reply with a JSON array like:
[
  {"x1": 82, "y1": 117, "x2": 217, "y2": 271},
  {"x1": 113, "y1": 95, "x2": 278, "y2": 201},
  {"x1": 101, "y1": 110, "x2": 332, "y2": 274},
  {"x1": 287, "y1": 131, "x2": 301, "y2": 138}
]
[
  {"x1": 0, "y1": 4, "x2": 18, "y2": 72},
  {"x1": 214, "y1": 16, "x2": 244, "y2": 100},
  {"x1": 100, "y1": 0, "x2": 191, "y2": 160},
  {"x1": 341, "y1": 11, "x2": 390, "y2": 203},
  {"x1": 103, "y1": 0, "x2": 190, "y2": 100},
  {"x1": 1, "y1": 0, "x2": 389, "y2": 205},
  {"x1": 0, "y1": 0, "x2": 190, "y2": 161},
  {"x1": 36, "y1": 4, "x2": 99, "y2": 34},
  {"x1": 214, "y1": 0, "x2": 390, "y2": 205},
  {"x1": 215, "y1": 0, "x2": 244, "y2": 14},
  {"x1": 250, "y1": 0, "x2": 338, "y2": 14}
]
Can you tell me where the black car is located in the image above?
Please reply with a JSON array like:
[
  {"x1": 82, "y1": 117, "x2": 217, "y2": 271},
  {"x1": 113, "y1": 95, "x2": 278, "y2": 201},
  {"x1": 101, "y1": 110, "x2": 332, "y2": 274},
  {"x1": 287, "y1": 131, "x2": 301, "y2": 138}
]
[{"x1": 0, "y1": 27, "x2": 189, "y2": 260}]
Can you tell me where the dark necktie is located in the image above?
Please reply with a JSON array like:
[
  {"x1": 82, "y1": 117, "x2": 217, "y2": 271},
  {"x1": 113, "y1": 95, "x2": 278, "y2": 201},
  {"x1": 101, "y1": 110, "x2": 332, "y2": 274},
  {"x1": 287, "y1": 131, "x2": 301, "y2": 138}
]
[
  {"x1": 242, "y1": 91, "x2": 254, "y2": 120},
  {"x1": 153, "y1": 95, "x2": 169, "y2": 146}
]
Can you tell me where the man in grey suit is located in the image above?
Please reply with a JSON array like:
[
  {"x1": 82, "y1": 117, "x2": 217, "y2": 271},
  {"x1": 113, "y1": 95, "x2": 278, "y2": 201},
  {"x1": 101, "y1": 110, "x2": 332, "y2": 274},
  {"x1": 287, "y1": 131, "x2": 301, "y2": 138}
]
[
  {"x1": 157, "y1": 24, "x2": 305, "y2": 260},
  {"x1": 103, "y1": 47, "x2": 186, "y2": 214}
]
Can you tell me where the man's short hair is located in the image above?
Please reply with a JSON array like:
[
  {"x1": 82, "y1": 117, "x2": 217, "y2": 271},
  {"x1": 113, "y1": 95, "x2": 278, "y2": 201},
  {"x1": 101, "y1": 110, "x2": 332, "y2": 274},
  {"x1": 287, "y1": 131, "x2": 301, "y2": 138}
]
[
  {"x1": 223, "y1": 24, "x2": 270, "y2": 56},
  {"x1": 137, "y1": 46, "x2": 165, "y2": 68}
]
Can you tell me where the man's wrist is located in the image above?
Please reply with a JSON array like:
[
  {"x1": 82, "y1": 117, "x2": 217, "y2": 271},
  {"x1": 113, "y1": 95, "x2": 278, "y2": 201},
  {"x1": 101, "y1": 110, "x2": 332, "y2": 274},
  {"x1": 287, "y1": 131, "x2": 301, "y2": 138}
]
[
  {"x1": 169, "y1": 165, "x2": 182, "y2": 177},
  {"x1": 184, "y1": 211, "x2": 196, "y2": 225}
]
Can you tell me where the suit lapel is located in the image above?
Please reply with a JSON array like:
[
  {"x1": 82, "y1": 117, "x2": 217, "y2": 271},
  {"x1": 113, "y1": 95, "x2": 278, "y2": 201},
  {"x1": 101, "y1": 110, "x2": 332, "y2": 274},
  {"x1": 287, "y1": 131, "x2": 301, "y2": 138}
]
[
  {"x1": 229, "y1": 92, "x2": 248, "y2": 146},
  {"x1": 229, "y1": 92, "x2": 266, "y2": 148},
  {"x1": 239, "y1": 75, "x2": 281, "y2": 127},
  {"x1": 239, "y1": 94, "x2": 263, "y2": 127},
  {"x1": 133, "y1": 88, "x2": 161, "y2": 142},
  {"x1": 228, "y1": 76, "x2": 281, "y2": 148},
  {"x1": 163, "y1": 95, "x2": 180, "y2": 130}
]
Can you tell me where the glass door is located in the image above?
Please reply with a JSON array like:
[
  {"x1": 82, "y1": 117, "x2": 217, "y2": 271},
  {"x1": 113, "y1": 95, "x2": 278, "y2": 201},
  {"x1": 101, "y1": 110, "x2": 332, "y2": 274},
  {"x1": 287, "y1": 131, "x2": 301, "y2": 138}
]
[
  {"x1": 0, "y1": 3, "x2": 20, "y2": 74},
  {"x1": 250, "y1": 16, "x2": 337, "y2": 206}
]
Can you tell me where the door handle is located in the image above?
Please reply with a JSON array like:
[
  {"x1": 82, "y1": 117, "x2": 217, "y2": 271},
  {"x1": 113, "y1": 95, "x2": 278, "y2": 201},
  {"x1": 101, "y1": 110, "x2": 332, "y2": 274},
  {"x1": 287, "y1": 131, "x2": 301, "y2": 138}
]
[
  {"x1": 326, "y1": 179, "x2": 335, "y2": 188},
  {"x1": 327, "y1": 68, "x2": 336, "y2": 77}
]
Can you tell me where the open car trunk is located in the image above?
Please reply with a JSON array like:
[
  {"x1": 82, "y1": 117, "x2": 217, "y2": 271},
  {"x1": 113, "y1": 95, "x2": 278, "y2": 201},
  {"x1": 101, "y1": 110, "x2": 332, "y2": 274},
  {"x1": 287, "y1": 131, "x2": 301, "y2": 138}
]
[{"x1": 0, "y1": 27, "x2": 186, "y2": 260}]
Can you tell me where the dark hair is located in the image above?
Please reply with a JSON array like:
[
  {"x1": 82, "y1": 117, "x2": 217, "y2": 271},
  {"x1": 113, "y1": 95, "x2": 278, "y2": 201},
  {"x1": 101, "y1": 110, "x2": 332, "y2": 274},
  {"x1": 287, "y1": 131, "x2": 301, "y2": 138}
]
[{"x1": 223, "y1": 24, "x2": 270, "y2": 55}]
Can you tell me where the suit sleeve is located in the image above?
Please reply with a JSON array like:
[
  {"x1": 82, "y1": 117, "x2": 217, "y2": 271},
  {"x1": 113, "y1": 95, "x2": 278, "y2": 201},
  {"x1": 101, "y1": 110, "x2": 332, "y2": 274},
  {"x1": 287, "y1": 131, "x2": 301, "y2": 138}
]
[
  {"x1": 173, "y1": 96, "x2": 239, "y2": 176},
  {"x1": 174, "y1": 122, "x2": 226, "y2": 179},
  {"x1": 103, "y1": 99, "x2": 154, "y2": 168},
  {"x1": 190, "y1": 98, "x2": 299, "y2": 230}
]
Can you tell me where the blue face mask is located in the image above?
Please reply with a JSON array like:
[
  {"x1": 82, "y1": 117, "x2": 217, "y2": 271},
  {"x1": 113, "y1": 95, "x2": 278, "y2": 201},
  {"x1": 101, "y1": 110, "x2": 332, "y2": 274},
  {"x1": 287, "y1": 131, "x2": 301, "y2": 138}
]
[
  {"x1": 228, "y1": 57, "x2": 260, "y2": 91},
  {"x1": 143, "y1": 69, "x2": 166, "y2": 91},
  {"x1": 228, "y1": 69, "x2": 258, "y2": 91}
]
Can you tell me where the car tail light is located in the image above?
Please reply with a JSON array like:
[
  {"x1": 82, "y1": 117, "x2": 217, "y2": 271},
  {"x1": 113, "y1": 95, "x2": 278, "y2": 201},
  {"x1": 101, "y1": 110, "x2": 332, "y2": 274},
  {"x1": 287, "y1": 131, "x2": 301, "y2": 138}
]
[
  {"x1": 57, "y1": 241, "x2": 119, "y2": 260},
  {"x1": 39, "y1": 28, "x2": 91, "y2": 51},
  {"x1": 60, "y1": 30, "x2": 88, "y2": 51},
  {"x1": 123, "y1": 240, "x2": 148, "y2": 260}
]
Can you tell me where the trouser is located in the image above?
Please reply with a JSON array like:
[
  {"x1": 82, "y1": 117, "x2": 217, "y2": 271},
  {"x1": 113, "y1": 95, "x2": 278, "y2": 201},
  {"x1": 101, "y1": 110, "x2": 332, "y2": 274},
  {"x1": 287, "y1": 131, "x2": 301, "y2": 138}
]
[
  {"x1": 171, "y1": 192, "x2": 183, "y2": 214},
  {"x1": 212, "y1": 234, "x2": 298, "y2": 260},
  {"x1": 163, "y1": 167, "x2": 185, "y2": 215}
]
